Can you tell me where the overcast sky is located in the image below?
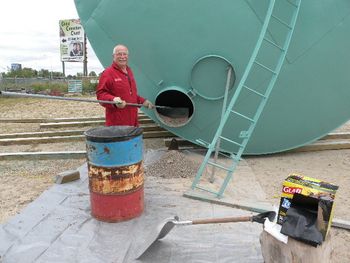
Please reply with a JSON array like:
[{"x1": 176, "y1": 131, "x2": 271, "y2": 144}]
[{"x1": 0, "y1": 0, "x2": 104, "y2": 75}]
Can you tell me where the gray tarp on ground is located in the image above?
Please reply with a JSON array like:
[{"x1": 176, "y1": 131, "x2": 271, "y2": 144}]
[{"x1": 0, "y1": 150, "x2": 265, "y2": 263}]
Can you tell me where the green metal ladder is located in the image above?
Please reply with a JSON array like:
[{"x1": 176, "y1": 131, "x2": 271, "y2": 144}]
[{"x1": 191, "y1": 0, "x2": 302, "y2": 198}]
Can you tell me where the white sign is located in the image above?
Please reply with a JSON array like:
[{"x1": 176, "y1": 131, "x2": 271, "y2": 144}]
[{"x1": 59, "y1": 19, "x2": 84, "y2": 62}]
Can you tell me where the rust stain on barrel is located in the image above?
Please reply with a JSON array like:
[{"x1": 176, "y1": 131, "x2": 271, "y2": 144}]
[
  {"x1": 88, "y1": 161, "x2": 144, "y2": 194},
  {"x1": 103, "y1": 147, "x2": 110, "y2": 154}
]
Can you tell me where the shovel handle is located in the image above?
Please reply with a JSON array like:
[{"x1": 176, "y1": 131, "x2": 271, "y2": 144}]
[
  {"x1": 0, "y1": 91, "x2": 171, "y2": 109},
  {"x1": 0, "y1": 91, "x2": 117, "y2": 104},
  {"x1": 191, "y1": 216, "x2": 252, "y2": 225}
]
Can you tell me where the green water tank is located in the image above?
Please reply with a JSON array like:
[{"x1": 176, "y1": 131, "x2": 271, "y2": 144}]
[{"x1": 75, "y1": 0, "x2": 350, "y2": 154}]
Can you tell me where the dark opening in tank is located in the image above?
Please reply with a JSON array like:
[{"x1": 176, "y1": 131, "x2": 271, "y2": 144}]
[{"x1": 155, "y1": 89, "x2": 194, "y2": 127}]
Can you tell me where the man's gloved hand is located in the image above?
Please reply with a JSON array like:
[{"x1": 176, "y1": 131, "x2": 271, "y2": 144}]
[
  {"x1": 143, "y1": 100, "x2": 155, "y2": 109},
  {"x1": 113, "y1": 97, "x2": 126, "y2": 108}
]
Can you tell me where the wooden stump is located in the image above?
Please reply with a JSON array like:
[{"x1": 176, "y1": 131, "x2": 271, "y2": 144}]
[
  {"x1": 55, "y1": 170, "x2": 80, "y2": 184},
  {"x1": 260, "y1": 231, "x2": 333, "y2": 263}
]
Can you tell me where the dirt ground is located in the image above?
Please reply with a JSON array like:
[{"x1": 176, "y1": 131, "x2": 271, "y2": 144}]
[
  {"x1": 0, "y1": 96, "x2": 165, "y2": 223},
  {"x1": 0, "y1": 96, "x2": 349, "y2": 262}
]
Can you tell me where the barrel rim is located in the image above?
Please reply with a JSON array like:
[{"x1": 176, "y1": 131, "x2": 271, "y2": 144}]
[{"x1": 84, "y1": 126, "x2": 143, "y2": 142}]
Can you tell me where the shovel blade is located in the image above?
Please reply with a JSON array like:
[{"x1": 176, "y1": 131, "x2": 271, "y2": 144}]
[
  {"x1": 135, "y1": 216, "x2": 178, "y2": 259},
  {"x1": 252, "y1": 211, "x2": 276, "y2": 224}
]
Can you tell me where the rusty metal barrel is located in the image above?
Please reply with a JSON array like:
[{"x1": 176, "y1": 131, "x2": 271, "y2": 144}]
[{"x1": 84, "y1": 126, "x2": 144, "y2": 222}]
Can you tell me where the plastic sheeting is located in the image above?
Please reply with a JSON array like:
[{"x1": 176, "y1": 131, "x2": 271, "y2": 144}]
[{"x1": 0, "y1": 150, "x2": 265, "y2": 263}]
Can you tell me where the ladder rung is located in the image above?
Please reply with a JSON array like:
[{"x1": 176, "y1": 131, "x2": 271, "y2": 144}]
[
  {"x1": 219, "y1": 136, "x2": 243, "y2": 147},
  {"x1": 230, "y1": 110, "x2": 255, "y2": 122},
  {"x1": 263, "y1": 38, "x2": 285, "y2": 51},
  {"x1": 271, "y1": 15, "x2": 292, "y2": 29},
  {"x1": 213, "y1": 151, "x2": 241, "y2": 163},
  {"x1": 217, "y1": 151, "x2": 238, "y2": 160},
  {"x1": 207, "y1": 160, "x2": 232, "y2": 172},
  {"x1": 243, "y1": 85, "x2": 266, "y2": 98},
  {"x1": 254, "y1": 61, "x2": 277, "y2": 74},
  {"x1": 194, "y1": 185, "x2": 220, "y2": 195}
]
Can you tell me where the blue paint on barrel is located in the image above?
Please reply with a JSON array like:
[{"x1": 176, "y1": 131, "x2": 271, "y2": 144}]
[
  {"x1": 85, "y1": 126, "x2": 143, "y2": 166},
  {"x1": 85, "y1": 135, "x2": 143, "y2": 167}
]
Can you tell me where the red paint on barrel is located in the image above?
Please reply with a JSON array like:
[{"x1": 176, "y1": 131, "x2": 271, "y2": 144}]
[
  {"x1": 90, "y1": 186, "x2": 144, "y2": 222},
  {"x1": 88, "y1": 162, "x2": 144, "y2": 222}
]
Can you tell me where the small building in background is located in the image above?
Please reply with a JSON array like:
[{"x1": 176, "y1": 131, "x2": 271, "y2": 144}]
[{"x1": 11, "y1": 63, "x2": 22, "y2": 71}]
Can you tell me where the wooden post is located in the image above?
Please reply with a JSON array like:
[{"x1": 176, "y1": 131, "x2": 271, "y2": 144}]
[
  {"x1": 55, "y1": 170, "x2": 80, "y2": 184},
  {"x1": 260, "y1": 231, "x2": 333, "y2": 263}
]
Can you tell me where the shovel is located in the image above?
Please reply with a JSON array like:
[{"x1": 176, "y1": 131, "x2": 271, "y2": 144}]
[
  {"x1": 0, "y1": 91, "x2": 189, "y2": 118},
  {"x1": 135, "y1": 211, "x2": 276, "y2": 259},
  {"x1": 120, "y1": 102, "x2": 189, "y2": 118}
]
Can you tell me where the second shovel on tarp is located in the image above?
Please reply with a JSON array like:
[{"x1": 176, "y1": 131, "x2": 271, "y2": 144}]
[{"x1": 135, "y1": 211, "x2": 276, "y2": 259}]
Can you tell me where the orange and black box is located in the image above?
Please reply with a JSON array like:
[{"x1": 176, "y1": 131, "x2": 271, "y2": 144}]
[{"x1": 277, "y1": 173, "x2": 338, "y2": 239}]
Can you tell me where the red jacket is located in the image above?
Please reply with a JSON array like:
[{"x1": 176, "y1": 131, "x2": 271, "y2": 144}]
[{"x1": 96, "y1": 63, "x2": 145, "y2": 126}]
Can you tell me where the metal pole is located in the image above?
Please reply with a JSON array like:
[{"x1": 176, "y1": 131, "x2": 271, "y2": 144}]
[
  {"x1": 62, "y1": 61, "x2": 65, "y2": 77},
  {"x1": 210, "y1": 66, "x2": 233, "y2": 183},
  {"x1": 83, "y1": 33, "x2": 88, "y2": 76},
  {"x1": 0, "y1": 91, "x2": 117, "y2": 105}
]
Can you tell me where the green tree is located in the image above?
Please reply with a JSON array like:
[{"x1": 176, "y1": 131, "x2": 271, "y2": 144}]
[
  {"x1": 4, "y1": 67, "x2": 37, "y2": 78},
  {"x1": 51, "y1": 71, "x2": 64, "y2": 78},
  {"x1": 89, "y1": 71, "x2": 97, "y2": 77},
  {"x1": 38, "y1": 69, "x2": 50, "y2": 78}
]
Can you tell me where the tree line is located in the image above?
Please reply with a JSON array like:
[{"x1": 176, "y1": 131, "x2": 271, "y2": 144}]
[{"x1": 1, "y1": 67, "x2": 98, "y2": 79}]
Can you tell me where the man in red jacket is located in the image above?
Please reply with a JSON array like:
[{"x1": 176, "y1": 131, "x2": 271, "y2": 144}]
[{"x1": 96, "y1": 44, "x2": 154, "y2": 126}]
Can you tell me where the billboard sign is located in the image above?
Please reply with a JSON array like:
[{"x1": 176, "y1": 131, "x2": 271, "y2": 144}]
[{"x1": 59, "y1": 19, "x2": 84, "y2": 62}]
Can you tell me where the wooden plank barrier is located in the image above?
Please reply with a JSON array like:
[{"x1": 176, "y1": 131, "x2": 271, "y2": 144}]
[
  {"x1": 0, "y1": 113, "x2": 146, "y2": 123},
  {"x1": 0, "y1": 151, "x2": 86, "y2": 161},
  {"x1": 0, "y1": 117, "x2": 104, "y2": 123},
  {"x1": 165, "y1": 136, "x2": 350, "y2": 152},
  {"x1": 39, "y1": 117, "x2": 153, "y2": 129},
  {"x1": 0, "y1": 130, "x2": 175, "y2": 145}
]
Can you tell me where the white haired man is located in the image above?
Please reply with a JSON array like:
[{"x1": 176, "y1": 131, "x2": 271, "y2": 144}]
[{"x1": 96, "y1": 44, "x2": 154, "y2": 126}]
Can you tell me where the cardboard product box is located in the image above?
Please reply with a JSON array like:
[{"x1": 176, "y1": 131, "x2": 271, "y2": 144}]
[{"x1": 277, "y1": 173, "x2": 338, "y2": 240}]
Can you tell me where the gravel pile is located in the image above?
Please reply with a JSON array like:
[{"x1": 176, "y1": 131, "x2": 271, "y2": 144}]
[{"x1": 145, "y1": 150, "x2": 200, "y2": 179}]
